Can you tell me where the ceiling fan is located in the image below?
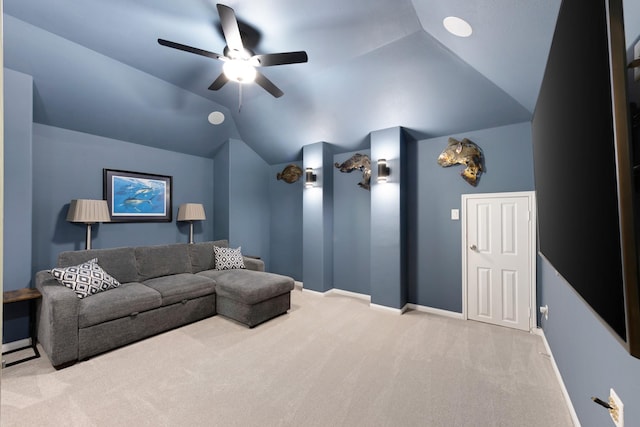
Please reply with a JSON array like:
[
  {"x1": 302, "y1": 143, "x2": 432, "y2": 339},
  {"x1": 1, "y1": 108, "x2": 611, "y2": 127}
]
[{"x1": 158, "y1": 3, "x2": 308, "y2": 98}]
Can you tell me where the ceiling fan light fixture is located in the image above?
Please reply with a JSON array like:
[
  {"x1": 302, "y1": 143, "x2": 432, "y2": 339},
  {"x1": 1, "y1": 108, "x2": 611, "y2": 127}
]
[
  {"x1": 443, "y1": 16, "x2": 473, "y2": 37},
  {"x1": 223, "y1": 59, "x2": 257, "y2": 83}
]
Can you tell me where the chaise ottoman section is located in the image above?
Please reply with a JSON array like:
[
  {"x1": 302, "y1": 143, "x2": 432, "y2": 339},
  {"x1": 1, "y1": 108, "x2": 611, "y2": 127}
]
[{"x1": 199, "y1": 269, "x2": 294, "y2": 327}]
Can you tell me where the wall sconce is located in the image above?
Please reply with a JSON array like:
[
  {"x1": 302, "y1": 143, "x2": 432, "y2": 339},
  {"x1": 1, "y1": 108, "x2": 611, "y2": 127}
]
[
  {"x1": 177, "y1": 203, "x2": 206, "y2": 244},
  {"x1": 305, "y1": 168, "x2": 317, "y2": 188},
  {"x1": 66, "y1": 199, "x2": 111, "y2": 250},
  {"x1": 377, "y1": 159, "x2": 391, "y2": 182}
]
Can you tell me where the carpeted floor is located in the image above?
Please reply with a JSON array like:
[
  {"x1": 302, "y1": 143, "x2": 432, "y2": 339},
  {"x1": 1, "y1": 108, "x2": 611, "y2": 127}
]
[{"x1": 1, "y1": 289, "x2": 574, "y2": 426}]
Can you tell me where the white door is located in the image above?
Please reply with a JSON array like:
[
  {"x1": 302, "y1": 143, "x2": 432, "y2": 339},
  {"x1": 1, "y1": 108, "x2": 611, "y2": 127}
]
[{"x1": 463, "y1": 192, "x2": 536, "y2": 332}]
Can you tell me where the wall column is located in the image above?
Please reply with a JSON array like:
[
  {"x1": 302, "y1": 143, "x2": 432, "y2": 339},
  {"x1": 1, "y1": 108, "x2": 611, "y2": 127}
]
[
  {"x1": 370, "y1": 127, "x2": 407, "y2": 309},
  {"x1": 302, "y1": 142, "x2": 334, "y2": 292}
]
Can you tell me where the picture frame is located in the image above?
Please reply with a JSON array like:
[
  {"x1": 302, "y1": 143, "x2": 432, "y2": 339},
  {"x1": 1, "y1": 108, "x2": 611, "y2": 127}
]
[{"x1": 103, "y1": 169, "x2": 172, "y2": 222}]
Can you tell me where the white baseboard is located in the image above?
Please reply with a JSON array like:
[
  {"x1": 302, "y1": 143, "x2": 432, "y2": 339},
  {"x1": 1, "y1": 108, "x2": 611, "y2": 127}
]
[
  {"x1": 369, "y1": 303, "x2": 407, "y2": 315},
  {"x1": 300, "y1": 287, "x2": 325, "y2": 296},
  {"x1": 2, "y1": 338, "x2": 31, "y2": 353},
  {"x1": 533, "y1": 328, "x2": 581, "y2": 427},
  {"x1": 405, "y1": 303, "x2": 464, "y2": 320},
  {"x1": 326, "y1": 288, "x2": 371, "y2": 302}
]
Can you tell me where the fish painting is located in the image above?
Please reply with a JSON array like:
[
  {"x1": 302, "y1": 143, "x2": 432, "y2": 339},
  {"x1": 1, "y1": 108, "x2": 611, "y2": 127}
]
[
  {"x1": 437, "y1": 137, "x2": 484, "y2": 186},
  {"x1": 276, "y1": 164, "x2": 303, "y2": 183},
  {"x1": 111, "y1": 176, "x2": 166, "y2": 215},
  {"x1": 334, "y1": 153, "x2": 371, "y2": 190}
]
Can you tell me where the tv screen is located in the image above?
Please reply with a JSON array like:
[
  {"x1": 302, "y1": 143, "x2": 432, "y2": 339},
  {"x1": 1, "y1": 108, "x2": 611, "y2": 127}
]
[{"x1": 532, "y1": 0, "x2": 640, "y2": 357}]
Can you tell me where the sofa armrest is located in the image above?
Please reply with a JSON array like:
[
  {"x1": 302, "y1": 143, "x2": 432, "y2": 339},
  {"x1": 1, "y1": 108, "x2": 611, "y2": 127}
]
[
  {"x1": 35, "y1": 270, "x2": 80, "y2": 367},
  {"x1": 243, "y1": 257, "x2": 265, "y2": 272}
]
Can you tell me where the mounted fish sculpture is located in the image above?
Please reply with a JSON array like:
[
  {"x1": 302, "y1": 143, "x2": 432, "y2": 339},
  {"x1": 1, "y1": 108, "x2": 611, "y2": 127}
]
[
  {"x1": 334, "y1": 153, "x2": 371, "y2": 190},
  {"x1": 437, "y1": 137, "x2": 484, "y2": 186},
  {"x1": 276, "y1": 164, "x2": 303, "y2": 183}
]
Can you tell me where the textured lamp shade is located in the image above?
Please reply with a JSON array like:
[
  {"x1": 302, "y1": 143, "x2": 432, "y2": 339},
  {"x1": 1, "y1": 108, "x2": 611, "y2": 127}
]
[
  {"x1": 177, "y1": 203, "x2": 206, "y2": 243},
  {"x1": 67, "y1": 199, "x2": 111, "y2": 223},
  {"x1": 66, "y1": 199, "x2": 111, "y2": 250},
  {"x1": 177, "y1": 203, "x2": 206, "y2": 221}
]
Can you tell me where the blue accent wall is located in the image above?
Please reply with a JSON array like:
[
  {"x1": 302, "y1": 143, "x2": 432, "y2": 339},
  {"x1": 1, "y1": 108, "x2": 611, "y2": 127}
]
[
  {"x1": 3, "y1": 69, "x2": 34, "y2": 342},
  {"x1": 269, "y1": 162, "x2": 303, "y2": 280},
  {"x1": 333, "y1": 150, "x2": 371, "y2": 295},
  {"x1": 31, "y1": 124, "x2": 215, "y2": 272},
  {"x1": 227, "y1": 139, "x2": 271, "y2": 268},
  {"x1": 412, "y1": 122, "x2": 535, "y2": 312},
  {"x1": 540, "y1": 256, "x2": 640, "y2": 426},
  {"x1": 213, "y1": 143, "x2": 230, "y2": 242}
]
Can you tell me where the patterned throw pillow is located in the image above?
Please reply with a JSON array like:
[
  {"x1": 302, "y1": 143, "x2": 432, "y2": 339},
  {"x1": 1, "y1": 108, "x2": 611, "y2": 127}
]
[
  {"x1": 213, "y1": 246, "x2": 246, "y2": 270},
  {"x1": 49, "y1": 258, "x2": 121, "y2": 299}
]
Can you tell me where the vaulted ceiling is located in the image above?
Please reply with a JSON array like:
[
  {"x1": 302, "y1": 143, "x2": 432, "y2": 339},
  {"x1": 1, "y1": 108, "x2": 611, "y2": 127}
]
[{"x1": 4, "y1": 0, "x2": 563, "y2": 164}]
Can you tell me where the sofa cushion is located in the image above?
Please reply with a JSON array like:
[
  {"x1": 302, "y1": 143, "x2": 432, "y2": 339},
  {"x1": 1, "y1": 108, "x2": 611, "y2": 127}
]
[
  {"x1": 135, "y1": 244, "x2": 191, "y2": 281},
  {"x1": 214, "y1": 246, "x2": 245, "y2": 270},
  {"x1": 143, "y1": 273, "x2": 216, "y2": 306},
  {"x1": 189, "y1": 242, "x2": 216, "y2": 273},
  {"x1": 188, "y1": 240, "x2": 230, "y2": 273},
  {"x1": 199, "y1": 269, "x2": 294, "y2": 305},
  {"x1": 50, "y1": 258, "x2": 121, "y2": 299},
  {"x1": 78, "y1": 282, "x2": 162, "y2": 328},
  {"x1": 58, "y1": 247, "x2": 139, "y2": 283}
]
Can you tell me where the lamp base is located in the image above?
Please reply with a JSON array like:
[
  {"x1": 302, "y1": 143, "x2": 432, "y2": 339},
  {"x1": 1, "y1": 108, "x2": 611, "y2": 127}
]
[{"x1": 85, "y1": 223, "x2": 93, "y2": 250}]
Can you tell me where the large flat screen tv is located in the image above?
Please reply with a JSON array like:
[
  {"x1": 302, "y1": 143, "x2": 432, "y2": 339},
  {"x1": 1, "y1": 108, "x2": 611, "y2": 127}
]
[{"x1": 532, "y1": 0, "x2": 640, "y2": 358}]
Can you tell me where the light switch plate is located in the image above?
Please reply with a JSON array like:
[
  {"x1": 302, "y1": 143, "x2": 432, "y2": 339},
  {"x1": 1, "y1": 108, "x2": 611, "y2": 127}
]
[{"x1": 451, "y1": 209, "x2": 459, "y2": 220}]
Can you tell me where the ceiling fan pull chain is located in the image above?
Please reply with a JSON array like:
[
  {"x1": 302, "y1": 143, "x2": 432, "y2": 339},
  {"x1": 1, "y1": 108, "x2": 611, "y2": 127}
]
[{"x1": 238, "y1": 83, "x2": 243, "y2": 113}]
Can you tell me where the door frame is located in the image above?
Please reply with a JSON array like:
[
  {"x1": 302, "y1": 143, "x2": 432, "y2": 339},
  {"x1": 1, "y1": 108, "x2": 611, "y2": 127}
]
[{"x1": 461, "y1": 191, "x2": 537, "y2": 332}]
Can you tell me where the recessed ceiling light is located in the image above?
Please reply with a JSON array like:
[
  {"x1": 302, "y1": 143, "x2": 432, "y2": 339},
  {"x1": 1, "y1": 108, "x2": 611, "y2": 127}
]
[
  {"x1": 443, "y1": 16, "x2": 473, "y2": 37},
  {"x1": 208, "y1": 111, "x2": 225, "y2": 125}
]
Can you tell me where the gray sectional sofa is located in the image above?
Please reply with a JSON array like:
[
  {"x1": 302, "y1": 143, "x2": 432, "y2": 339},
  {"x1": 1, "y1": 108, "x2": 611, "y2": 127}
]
[{"x1": 35, "y1": 240, "x2": 294, "y2": 369}]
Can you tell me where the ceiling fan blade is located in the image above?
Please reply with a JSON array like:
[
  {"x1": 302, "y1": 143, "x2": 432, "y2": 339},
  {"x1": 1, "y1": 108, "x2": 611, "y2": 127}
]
[
  {"x1": 255, "y1": 71, "x2": 284, "y2": 98},
  {"x1": 208, "y1": 73, "x2": 229, "y2": 91},
  {"x1": 253, "y1": 51, "x2": 309, "y2": 67},
  {"x1": 158, "y1": 39, "x2": 222, "y2": 60},
  {"x1": 217, "y1": 4, "x2": 244, "y2": 52}
]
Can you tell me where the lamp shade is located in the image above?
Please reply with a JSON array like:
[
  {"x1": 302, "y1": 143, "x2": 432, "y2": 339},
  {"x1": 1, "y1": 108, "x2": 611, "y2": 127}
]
[
  {"x1": 67, "y1": 199, "x2": 111, "y2": 223},
  {"x1": 177, "y1": 203, "x2": 206, "y2": 221}
]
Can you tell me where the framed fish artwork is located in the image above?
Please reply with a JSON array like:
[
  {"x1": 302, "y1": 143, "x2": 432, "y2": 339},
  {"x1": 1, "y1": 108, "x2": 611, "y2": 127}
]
[{"x1": 103, "y1": 169, "x2": 172, "y2": 222}]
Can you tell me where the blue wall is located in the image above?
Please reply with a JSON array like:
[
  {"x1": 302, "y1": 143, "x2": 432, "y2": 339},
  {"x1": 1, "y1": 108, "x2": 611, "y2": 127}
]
[
  {"x1": 332, "y1": 150, "x2": 371, "y2": 295},
  {"x1": 3, "y1": 69, "x2": 34, "y2": 342},
  {"x1": 31, "y1": 124, "x2": 215, "y2": 271},
  {"x1": 269, "y1": 162, "x2": 303, "y2": 281},
  {"x1": 411, "y1": 121, "x2": 535, "y2": 312},
  {"x1": 540, "y1": 256, "x2": 640, "y2": 426},
  {"x1": 227, "y1": 139, "x2": 271, "y2": 268}
]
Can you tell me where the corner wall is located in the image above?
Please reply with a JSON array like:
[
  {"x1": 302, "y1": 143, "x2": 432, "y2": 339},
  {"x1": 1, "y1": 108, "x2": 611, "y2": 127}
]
[
  {"x1": 3, "y1": 68, "x2": 33, "y2": 342},
  {"x1": 269, "y1": 162, "x2": 303, "y2": 281},
  {"x1": 411, "y1": 122, "x2": 535, "y2": 312},
  {"x1": 31, "y1": 124, "x2": 215, "y2": 271}
]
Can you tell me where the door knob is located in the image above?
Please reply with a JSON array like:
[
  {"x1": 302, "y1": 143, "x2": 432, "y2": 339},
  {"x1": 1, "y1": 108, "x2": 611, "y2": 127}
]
[{"x1": 470, "y1": 244, "x2": 477, "y2": 251}]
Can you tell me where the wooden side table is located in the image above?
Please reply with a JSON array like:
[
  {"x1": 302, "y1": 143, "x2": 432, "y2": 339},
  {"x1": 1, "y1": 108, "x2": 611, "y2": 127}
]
[{"x1": 2, "y1": 288, "x2": 42, "y2": 367}]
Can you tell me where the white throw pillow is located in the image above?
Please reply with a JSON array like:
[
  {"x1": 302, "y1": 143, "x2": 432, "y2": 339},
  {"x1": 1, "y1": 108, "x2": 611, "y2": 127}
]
[
  {"x1": 213, "y1": 246, "x2": 246, "y2": 270},
  {"x1": 49, "y1": 258, "x2": 121, "y2": 299}
]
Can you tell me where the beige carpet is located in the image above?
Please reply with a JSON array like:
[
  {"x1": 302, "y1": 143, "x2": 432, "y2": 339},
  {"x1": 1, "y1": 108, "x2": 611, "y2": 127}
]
[{"x1": 1, "y1": 289, "x2": 574, "y2": 426}]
